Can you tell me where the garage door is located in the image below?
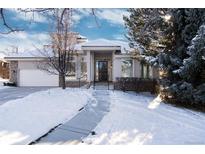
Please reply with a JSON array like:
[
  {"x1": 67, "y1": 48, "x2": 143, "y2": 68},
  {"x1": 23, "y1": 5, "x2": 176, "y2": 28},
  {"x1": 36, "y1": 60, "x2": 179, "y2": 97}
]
[{"x1": 19, "y1": 69, "x2": 59, "y2": 87}]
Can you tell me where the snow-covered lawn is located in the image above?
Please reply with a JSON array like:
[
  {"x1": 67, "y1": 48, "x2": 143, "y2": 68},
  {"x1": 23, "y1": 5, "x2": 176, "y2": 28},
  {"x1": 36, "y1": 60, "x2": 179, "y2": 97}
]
[
  {"x1": 0, "y1": 88, "x2": 93, "y2": 145},
  {"x1": 84, "y1": 91, "x2": 205, "y2": 145}
]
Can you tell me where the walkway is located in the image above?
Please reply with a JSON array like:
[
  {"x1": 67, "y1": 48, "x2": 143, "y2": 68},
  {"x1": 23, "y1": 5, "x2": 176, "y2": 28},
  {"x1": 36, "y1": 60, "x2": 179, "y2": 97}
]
[{"x1": 34, "y1": 90, "x2": 111, "y2": 145}]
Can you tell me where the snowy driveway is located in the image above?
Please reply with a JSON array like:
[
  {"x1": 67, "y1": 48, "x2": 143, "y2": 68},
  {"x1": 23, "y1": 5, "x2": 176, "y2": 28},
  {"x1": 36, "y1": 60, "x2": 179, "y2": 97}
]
[
  {"x1": 0, "y1": 88, "x2": 91, "y2": 145},
  {"x1": 0, "y1": 87, "x2": 49, "y2": 105}
]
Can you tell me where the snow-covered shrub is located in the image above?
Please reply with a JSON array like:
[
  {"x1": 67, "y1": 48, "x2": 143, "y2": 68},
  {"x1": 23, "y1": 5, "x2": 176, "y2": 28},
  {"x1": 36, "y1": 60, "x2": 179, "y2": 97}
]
[{"x1": 169, "y1": 82, "x2": 195, "y2": 103}]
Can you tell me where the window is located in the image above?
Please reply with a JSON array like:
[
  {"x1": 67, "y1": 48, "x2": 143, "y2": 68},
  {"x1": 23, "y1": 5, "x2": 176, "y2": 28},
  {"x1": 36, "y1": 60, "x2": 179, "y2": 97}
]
[
  {"x1": 141, "y1": 63, "x2": 152, "y2": 79},
  {"x1": 66, "y1": 62, "x2": 76, "y2": 80},
  {"x1": 121, "y1": 59, "x2": 133, "y2": 77}
]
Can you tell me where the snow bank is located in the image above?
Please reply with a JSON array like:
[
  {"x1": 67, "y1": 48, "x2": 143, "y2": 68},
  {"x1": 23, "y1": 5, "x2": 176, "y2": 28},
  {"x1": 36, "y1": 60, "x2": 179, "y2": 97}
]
[
  {"x1": 0, "y1": 77, "x2": 9, "y2": 90},
  {"x1": 84, "y1": 91, "x2": 205, "y2": 145},
  {"x1": 0, "y1": 88, "x2": 92, "y2": 145},
  {"x1": 0, "y1": 77, "x2": 8, "y2": 86}
]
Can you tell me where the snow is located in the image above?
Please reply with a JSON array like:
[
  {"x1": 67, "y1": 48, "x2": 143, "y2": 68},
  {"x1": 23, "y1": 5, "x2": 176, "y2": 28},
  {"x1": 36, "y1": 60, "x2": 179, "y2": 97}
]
[
  {"x1": 4, "y1": 38, "x2": 134, "y2": 58},
  {"x1": 172, "y1": 69, "x2": 181, "y2": 74},
  {"x1": 0, "y1": 88, "x2": 93, "y2": 145},
  {"x1": 0, "y1": 52, "x2": 6, "y2": 59},
  {"x1": 81, "y1": 39, "x2": 133, "y2": 53},
  {"x1": 0, "y1": 77, "x2": 8, "y2": 87},
  {"x1": 143, "y1": 55, "x2": 158, "y2": 65},
  {"x1": 83, "y1": 91, "x2": 205, "y2": 145}
]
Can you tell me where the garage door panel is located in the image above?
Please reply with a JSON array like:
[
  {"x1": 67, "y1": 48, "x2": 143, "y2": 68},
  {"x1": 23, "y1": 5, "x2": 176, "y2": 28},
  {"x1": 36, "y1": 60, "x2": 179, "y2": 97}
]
[{"x1": 19, "y1": 69, "x2": 59, "y2": 86}]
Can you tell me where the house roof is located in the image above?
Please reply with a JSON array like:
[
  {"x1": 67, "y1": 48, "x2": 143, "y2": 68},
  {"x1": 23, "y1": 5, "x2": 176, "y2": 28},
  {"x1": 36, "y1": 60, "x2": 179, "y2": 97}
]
[
  {"x1": 0, "y1": 52, "x2": 5, "y2": 59},
  {"x1": 0, "y1": 52, "x2": 10, "y2": 62},
  {"x1": 77, "y1": 39, "x2": 132, "y2": 53},
  {"x1": 0, "y1": 52, "x2": 7, "y2": 61},
  {"x1": 4, "y1": 38, "x2": 134, "y2": 60}
]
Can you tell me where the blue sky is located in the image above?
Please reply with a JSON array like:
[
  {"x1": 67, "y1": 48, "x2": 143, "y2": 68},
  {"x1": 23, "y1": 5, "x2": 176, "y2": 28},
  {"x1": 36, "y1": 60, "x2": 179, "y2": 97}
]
[{"x1": 0, "y1": 8, "x2": 129, "y2": 52}]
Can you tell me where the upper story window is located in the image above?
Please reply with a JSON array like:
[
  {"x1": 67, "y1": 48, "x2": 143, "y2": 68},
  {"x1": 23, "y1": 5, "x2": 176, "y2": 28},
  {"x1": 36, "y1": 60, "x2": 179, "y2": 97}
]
[{"x1": 121, "y1": 59, "x2": 133, "y2": 77}]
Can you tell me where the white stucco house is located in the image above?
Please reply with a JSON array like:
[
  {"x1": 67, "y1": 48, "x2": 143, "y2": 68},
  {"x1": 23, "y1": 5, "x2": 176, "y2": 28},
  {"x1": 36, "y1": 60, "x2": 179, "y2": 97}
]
[{"x1": 3, "y1": 34, "x2": 159, "y2": 87}]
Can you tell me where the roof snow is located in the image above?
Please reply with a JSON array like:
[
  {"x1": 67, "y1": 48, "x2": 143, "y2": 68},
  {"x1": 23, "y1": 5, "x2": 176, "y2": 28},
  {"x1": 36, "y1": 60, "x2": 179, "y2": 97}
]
[
  {"x1": 0, "y1": 52, "x2": 5, "y2": 59},
  {"x1": 4, "y1": 38, "x2": 135, "y2": 58},
  {"x1": 80, "y1": 39, "x2": 133, "y2": 53}
]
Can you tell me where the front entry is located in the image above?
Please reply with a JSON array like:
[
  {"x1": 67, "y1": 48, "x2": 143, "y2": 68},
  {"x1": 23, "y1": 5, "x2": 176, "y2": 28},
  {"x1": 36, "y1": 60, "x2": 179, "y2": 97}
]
[{"x1": 96, "y1": 61, "x2": 108, "y2": 81}]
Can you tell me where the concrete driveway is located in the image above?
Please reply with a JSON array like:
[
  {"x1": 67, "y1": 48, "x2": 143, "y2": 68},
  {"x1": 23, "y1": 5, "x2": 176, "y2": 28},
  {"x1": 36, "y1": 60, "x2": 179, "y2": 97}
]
[{"x1": 0, "y1": 87, "x2": 50, "y2": 106}]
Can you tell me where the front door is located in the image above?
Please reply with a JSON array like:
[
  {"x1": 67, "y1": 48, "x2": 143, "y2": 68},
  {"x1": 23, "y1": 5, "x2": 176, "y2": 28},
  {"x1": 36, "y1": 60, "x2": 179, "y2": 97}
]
[{"x1": 98, "y1": 61, "x2": 108, "y2": 81}]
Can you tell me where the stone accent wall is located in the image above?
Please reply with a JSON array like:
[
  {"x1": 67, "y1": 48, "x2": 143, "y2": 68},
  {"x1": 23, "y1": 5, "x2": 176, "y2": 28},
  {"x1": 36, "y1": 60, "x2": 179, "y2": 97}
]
[
  {"x1": 0, "y1": 61, "x2": 9, "y2": 79},
  {"x1": 9, "y1": 61, "x2": 18, "y2": 84}
]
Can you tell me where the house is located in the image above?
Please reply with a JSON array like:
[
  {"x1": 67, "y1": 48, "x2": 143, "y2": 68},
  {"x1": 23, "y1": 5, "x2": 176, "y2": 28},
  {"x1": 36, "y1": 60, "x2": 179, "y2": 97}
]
[
  {"x1": 4, "y1": 34, "x2": 159, "y2": 87},
  {"x1": 0, "y1": 52, "x2": 9, "y2": 79}
]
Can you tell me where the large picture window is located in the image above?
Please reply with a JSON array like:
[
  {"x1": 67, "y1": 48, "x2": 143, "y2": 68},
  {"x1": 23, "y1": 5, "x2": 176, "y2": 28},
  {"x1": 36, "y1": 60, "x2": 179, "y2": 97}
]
[{"x1": 121, "y1": 59, "x2": 133, "y2": 77}]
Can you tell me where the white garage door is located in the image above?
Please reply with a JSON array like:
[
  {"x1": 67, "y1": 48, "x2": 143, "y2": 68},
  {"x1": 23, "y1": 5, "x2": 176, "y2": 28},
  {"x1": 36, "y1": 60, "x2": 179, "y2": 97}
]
[{"x1": 19, "y1": 69, "x2": 59, "y2": 87}]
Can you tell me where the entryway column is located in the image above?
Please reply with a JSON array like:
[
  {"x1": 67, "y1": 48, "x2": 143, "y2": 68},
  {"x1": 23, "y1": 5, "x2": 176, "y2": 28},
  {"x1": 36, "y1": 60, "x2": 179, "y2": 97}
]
[
  {"x1": 86, "y1": 51, "x2": 91, "y2": 82},
  {"x1": 76, "y1": 55, "x2": 81, "y2": 79}
]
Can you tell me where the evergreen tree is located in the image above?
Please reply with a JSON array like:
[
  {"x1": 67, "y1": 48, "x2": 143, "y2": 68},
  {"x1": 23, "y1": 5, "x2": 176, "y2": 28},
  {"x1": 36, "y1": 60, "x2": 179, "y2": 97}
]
[
  {"x1": 123, "y1": 9, "x2": 173, "y2": 56},
  {"x1": 124, "y1": 8, "x2": 205, "y2": 107}
]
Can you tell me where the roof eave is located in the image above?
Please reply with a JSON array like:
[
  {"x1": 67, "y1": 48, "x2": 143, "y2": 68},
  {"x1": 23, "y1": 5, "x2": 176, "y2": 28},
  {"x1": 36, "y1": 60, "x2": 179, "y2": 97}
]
[
  {"x1": 4, "y1": 57, "x2": 46, "y2": 61},
  {"x1": 81, "y1": 46, "x2": 121, "y2": 51}
]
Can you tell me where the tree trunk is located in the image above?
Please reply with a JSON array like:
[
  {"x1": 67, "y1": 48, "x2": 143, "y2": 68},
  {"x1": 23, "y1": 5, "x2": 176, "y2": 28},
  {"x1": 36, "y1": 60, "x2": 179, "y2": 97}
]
[{"x1": 59, "y1": 73, "x2": 66, "y2": 89}]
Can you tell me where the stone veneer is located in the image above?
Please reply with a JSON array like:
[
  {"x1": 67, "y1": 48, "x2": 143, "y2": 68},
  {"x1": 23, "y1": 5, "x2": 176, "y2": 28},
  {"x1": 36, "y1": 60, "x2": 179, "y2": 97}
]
[{"x1": 9, "y1": 61, "x2": 18, "y2": 84}]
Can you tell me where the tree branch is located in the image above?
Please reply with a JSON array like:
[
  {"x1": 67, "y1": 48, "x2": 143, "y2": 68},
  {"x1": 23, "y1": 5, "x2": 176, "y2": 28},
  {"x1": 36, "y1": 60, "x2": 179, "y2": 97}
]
[{"x1": 0, "y1": 8, "x2": 23, "y2": 34}]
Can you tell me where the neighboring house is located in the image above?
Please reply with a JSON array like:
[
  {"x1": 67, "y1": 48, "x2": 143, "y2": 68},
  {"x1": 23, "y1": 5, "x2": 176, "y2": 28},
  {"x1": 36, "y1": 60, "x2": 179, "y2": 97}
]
[
  {"x1": 4, "y1": 34, "x2": 159, "y2": 87},
  {"x1": 0, "y1": 52, "x2": 9, "y2": 79}
]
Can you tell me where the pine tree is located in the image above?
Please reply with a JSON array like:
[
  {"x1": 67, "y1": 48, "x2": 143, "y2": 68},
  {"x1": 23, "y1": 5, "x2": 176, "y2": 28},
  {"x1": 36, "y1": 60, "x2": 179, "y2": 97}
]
[
  {"x1": 171, "y1": 24, "x2": 205, "y2": 104},
  {"x1": 124, "y1": 8, "x2": 205, "y2": 107},
  {"x1": 123, "y1": 8, "x2": 173, "y2": 56}
]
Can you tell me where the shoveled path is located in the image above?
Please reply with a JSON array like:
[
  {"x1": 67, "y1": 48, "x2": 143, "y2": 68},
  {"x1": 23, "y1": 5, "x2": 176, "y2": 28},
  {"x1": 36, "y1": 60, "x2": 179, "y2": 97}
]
[{"x1": 34, "y1": 90, "x2": 110, "y2": 145}]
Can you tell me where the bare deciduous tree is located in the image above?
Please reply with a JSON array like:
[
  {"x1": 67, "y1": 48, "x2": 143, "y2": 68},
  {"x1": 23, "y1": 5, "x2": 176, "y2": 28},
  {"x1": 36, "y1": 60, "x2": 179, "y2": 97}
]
[
  {"x1": 37, "y1": 8, "x2": 78, "y2": 89},
  {"x1": 0, "y1": 8, "x2": 23, "y2": 34}
]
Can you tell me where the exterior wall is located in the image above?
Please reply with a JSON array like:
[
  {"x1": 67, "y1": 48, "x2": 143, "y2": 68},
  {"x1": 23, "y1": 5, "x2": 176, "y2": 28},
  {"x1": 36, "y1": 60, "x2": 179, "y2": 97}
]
[
  {"x1": 18, "y1": 61, "x2": 39, "y2": 69},
  {"x1": 7, "y1": 51, "x2": 160, "y2": 87},
  {"x1": 9, "y1": 61, "x2": 18, "y2": 84},
  {"x1": 133, "y1": 59, "x2": 141, "y2": 78},
  {"x1": 113, "y1": 55, "x2": 121, "y2": 81}
]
